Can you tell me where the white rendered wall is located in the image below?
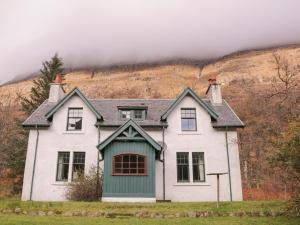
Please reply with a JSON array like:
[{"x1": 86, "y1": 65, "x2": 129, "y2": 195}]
[
  {"x1": 22, "y1": 96, "x2": 100, "y2": 201},
  {"x1": 162, "y1": 96, "x2": 242, "y2": 202}
]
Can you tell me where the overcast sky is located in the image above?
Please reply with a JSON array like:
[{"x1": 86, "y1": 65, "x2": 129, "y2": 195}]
[{"x1": 1, "y1": 0, "x2": 300, "y2": 84}]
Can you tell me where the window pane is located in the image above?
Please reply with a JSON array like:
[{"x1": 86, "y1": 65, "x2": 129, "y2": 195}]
[
  {"x1": 67, "y1": 108, "x2": 83, "y2": 131},
  {"x1": 192, "y1": 152, "x2": 205, "y2": 182},
  {"x1": 56, "y1": 152, "x2": 70, "y2": 181},
  {"x1": 72, "y1": 152, "x2": 85, "y2": 181},
  {"x1": 177, "y1": 152, "x2": 189, "y2": 182},
  {"x1": 113, "y1": 154, "x2": 146, "y2": 175},
  {"x1": 133, "y1": 110, "x2": 143, "y2": 119},
  {"x1": 121, "y1": 110, "x2": 131, "y2": 119}
]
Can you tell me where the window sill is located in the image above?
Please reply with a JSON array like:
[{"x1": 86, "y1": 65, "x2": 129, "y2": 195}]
[
  {"x1": 52, "y1": 182, "x2": 69, "y2": 186},
  {"x1": 173, "y1": 182, "x2": 210, "y2": 186},
  {"x1": 62, "y1": 131, "x2": 85, "y2": 135},
  {"x1": 178, "y1": 132, "x2": 202, "y2": 135}
]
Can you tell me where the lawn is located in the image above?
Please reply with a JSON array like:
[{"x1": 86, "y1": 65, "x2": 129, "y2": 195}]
[
  {"x1": 0, "y1": 198, "x2": 289, "y2": 214},
  {"x1": 0, "y1": 198, "x2": 299, "y2": 225}
]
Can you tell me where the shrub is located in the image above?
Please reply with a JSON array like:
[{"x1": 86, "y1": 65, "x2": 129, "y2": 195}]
[{"x1": 66, "y1": 167, "x2": 103, "y2": 201}]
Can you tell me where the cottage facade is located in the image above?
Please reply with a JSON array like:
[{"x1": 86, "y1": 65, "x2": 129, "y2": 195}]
[{"x1": 21, "y1": 75, "x2": 244, "y2": 202}]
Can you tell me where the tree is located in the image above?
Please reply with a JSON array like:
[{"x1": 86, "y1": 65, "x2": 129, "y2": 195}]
[
  {"x1": 274, "y1": 118, "x2": 300, "y2": 213},
  {"x1": 19, "y1": 54, "x2": 64, "y2": 114}
]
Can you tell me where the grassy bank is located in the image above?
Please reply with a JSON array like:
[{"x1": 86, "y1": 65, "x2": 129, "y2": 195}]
[
  {"x1": 1, "y1": 198, "x2": 299, "y2": 225},
  {"x1": 0, "y1": 198, "x2": 288, "y2": 214},
  {"x1": 0, "y1": 215, "x2": 299, "y2": 225}
]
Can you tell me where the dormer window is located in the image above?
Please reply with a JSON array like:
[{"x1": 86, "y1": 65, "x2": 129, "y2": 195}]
[
  {"x1": 120, "y1": 110, "x2": 131, "y2": 119},
  {"x1": 67, "y1": 108, "x2": 83, "y2": 131},
  {"x1": 119, "y1": 107, "x2": 147, "y2": 120}
]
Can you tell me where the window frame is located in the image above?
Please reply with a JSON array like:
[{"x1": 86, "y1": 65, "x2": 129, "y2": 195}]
[
  {"x1": 192, "y1": 152, "x2": 206, "y2": 182},
  {"x1": 176, "y1": 152, "x2": 190, "y2": 182},
  {"x1": 56, "y1": 151, "x2": 70, "y2": 182},
  {"x1": 112, "y1": 153, "x2": 147, "y2": 176},
  {"x1": 66, "y1": 107, "x2": 83, "y2": 131},
  {"x1": 72, "y1": 152, "x2": 86, "y2": 181},
  {"x1": 119, "y1": 109, "x2": 146, "y2": 120},
  {"x1": 181, "y1": 108, "x2": 197, "y2": 131}
]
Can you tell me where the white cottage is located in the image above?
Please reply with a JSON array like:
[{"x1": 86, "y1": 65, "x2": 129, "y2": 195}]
[{"x1": 21, "y1": 74, "x2": 244, "y2": 202}]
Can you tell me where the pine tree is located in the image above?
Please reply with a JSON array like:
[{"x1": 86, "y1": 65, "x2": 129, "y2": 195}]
[{"x1": 19, "y1": 54, "x2": 64, "y2": 114}]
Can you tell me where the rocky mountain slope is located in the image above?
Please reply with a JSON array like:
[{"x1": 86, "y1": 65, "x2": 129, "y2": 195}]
[{"x1": 1, "y1": 45, "x2": 300, "y2": 102}]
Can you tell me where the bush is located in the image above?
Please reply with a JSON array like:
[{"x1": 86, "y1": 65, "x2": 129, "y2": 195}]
[{"x1": 66, "y1": 167, "x2": 103, "y2": 201}]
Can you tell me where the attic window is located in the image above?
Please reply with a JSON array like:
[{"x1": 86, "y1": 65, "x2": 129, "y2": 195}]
[
  {"x1": 67, "y1": 108, "x2": 83, "y2": 131},
  {"x1": 119, "y1": 108, "x2": 146, "y2": 120}
]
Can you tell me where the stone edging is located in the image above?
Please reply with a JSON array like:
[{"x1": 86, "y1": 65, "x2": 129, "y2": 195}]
[{"x1": 0, "y1": 208, "x2": 293, "y2": 218}]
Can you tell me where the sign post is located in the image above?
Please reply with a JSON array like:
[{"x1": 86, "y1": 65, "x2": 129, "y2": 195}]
[{"x1": 207, "y1": 172, "x2": 228, "y2": 208}]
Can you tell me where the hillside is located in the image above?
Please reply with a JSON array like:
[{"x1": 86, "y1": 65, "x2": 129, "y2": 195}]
[{"x1": 1, "y1": 45, "x2": 300, "y2": 102}]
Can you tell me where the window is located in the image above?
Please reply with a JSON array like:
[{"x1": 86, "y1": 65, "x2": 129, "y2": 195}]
[
  {"x1": 56, "y1": 152, "x2": 70, "y2": 181},
  {"x1": 72, "y1": 152, "x2": 85, "y2": 180},
  {"x1": 113, "y1": 154, "x2": 146, "y2": 175},
  {"x1": 67, "y1": 108, "x2": 83, "y2": 131},
  {"x1": 133, "y1": 110, "x2": 143, "y2": 120},
  {"x1": 192, "y1": 152, "x2": 205, "y2": 182},
  {"x1": 181, "y1": 108, "x2": 197, "y2": 131},
  {"x1": 177, "y1": 152, "x2": 189, "y2": 182},
  {"x1": 119, "y1": 109, "x2": 146, "y2": 120},
  {"x1": 120, "y1": 110, "x2": 131, "y2": 119}
]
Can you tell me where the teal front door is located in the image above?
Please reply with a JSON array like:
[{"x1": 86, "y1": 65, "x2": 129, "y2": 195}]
[{"x1": 102, "y1": 141, "x2": 156, "y2": 198}]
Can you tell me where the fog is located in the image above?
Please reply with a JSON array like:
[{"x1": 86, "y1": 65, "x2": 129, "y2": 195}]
[{"x1": 1, "y1": 0, "x2": 300, "y2": 84}]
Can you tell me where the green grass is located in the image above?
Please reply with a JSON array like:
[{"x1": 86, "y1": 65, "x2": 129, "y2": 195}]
[
  {"x1": 0, "y1": 215, "x2": 299, "y2": 225},
  {"x1": 0, "y1": 198, "x2": 288, "y2": 214}
]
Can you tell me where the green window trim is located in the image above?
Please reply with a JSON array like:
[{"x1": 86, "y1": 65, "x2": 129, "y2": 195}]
[
  {"x1": 56, "y1": 152, "x2": 70, "y2": 182},
  {"x1": 72, "y1": 152, "x2": 86, "y2": 181},
  {"x1": 66, "y1": 108, "x2": 83, "y2": 131},
  {"x1": 181, "y1": 108, "x2": 197, "y2": 131},
  {"x1": 176, "y1": 152, "x2": 189, "y2": 182},
  {"x1": 192, "y1": 152, "x2": 206, "y2": 182}
]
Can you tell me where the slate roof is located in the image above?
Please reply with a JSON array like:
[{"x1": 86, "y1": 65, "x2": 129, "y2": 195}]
[{"x1": 23, "y1": 98, "x2": 244, "y2": 128}]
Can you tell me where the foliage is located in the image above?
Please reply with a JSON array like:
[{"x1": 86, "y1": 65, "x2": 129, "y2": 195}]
[
  {"x1": 0, "y1": 97, "x2": 27, "y2": 196},
  {"x1": 65, "y1": 167, "x2": 103, "y2": 201},
  {"x1": 19, "y1": 54, "x2": 64, "y2": 115},
  {"x1": 274, "y1": 119, "x2": 300, "y2": 213}
]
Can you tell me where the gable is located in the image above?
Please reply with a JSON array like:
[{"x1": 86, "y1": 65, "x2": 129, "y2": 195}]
[
  {"x1": 161, "y1": 87, "x2": 218, "y2": 120},
  {"x1": 97, "y1": 119, "x2": 162, "y2": 151},
  {"x1": 45, "y1": 87, "x2": 102, "y2": 120}
]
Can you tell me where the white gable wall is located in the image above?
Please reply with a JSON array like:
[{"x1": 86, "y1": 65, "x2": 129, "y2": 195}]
[
  {"x1": 162, "y1": 96, "x2": 242, "y2": 201},
  {"x1": 22, "y1": 96, "x2": 101, "y2": 201}
]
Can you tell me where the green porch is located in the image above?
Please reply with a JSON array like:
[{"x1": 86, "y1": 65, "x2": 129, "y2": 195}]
[{"x1": 97, "y1": 120, "x2": 162, "y2": 199}]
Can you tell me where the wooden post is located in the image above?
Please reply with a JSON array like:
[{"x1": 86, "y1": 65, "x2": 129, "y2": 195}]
[
  {"x1": 207, "y1": 172, "x2": 228, "y2": 208},
  {"x1": 217, "y1": 174, "x2": 220, "y2": 208}
]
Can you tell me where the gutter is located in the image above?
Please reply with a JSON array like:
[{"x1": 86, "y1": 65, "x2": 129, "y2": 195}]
[
  {"x1": 96, "y1": 126, "x2": 103, "y2": 200},
  {"x1": 162, "y1": 126, "x2": 166, "y2": 201},
  {"x1": 225, "y1": 126, "x2": 233, "y2": 201},
  {"x1": 29, "y1": 125, "x2": 39, "y2": 201}
]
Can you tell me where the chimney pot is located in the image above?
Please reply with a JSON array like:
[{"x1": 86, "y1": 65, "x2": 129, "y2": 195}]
[
  {"x1": 53, "y1": 74, "x2": 62, "y2": 84},
  {"x1": 208, "y1": 73, "x2": 217, "y2": 85}
]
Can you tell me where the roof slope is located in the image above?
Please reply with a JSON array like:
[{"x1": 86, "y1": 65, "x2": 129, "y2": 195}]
[
  {"x1": 23, "y1": 98, "x2": 244, "y2": 128},
  {"x1": 45, "y1": 87, "x2": 102, "y2": 120},
  {"x1": 161, "y1": 87, "x2": 218, "y2": 120}
]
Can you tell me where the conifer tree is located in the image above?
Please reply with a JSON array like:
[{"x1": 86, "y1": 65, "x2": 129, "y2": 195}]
[{"x1": 19, "y1": 54, "x2": 64, "y2": 114}]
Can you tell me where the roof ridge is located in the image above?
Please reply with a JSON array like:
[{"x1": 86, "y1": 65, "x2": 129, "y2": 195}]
[{"x1": 88, "y1": 98, "x2": 175, "y2": 101}]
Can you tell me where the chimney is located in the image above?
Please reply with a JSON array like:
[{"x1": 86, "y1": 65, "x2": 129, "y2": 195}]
[
  {"x1": 206, "y1": 73, "x2": 222, "y2": 105},
  {"x1": 48, "y1": 74, "x2": 65, "y2": 103}
]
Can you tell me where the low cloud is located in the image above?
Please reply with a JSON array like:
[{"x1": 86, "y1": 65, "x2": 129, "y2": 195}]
[{"x1": 1, "y1": 0, "x2": 300, "y2": 84}]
